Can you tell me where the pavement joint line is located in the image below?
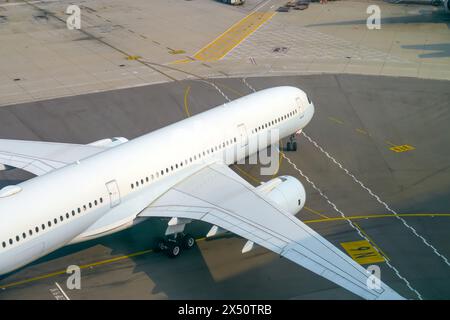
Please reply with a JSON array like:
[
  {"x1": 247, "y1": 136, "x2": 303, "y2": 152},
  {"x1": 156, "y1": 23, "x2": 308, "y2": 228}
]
[
  {"x1": 0, "y1": 213, "x2": 446, "y2": 291},
  {"x1": 353, "y1": 222, "x2": 390, "y2": 261},
  {"x1": 231, "y1": 78, "x2": 421, "y2": 298},
  {"x1": 301, "y1": 131, "x2": 450, "y2": 268},
  {"x1": 327, "y1": 117, "x2": 407, "y2": 149},
  {"x1": 280, "y1": 149, "x2": 423, "y2": 300}
]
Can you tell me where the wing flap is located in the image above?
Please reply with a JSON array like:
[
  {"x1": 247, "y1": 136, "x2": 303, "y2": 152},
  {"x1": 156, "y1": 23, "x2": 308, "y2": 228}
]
[
  {"x1": 0, "y1": 139, "x2": 109, "y2": 176},
  {"x1": 140, "y1": 163, "x2": 405, "y2": 300}
]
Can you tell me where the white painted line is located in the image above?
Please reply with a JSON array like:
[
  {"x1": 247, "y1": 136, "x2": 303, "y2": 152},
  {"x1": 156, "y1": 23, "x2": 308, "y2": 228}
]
[{"x1": 55, "y1": 282, "x2": 70, "y2": 300}]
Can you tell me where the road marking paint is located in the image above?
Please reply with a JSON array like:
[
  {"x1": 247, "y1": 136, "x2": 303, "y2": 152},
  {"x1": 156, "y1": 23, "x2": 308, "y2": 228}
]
[
  {"x1": 355, "y1": 128, "x2": 368, "y2": 135},
  {"x1": 301, "y1": 131, "x2": 448, "y2": 269},
  {"x1": 353, "y1": 222, "x2": 390, "y2": 261},
  {"x1": 232, "y1": 165, "x2": 261, "y2": 184},
  {"x1": 184, "y1": 86, "x2": 191, "y2": 117},
  {"x1": 54, "y1": 282, "x2": 70, "y2": 300},
  {"x1": 389, "y1": 144, "x2": 415, "y2": 153},
  {"x1": 280, "y1": 150, "x2": 423, "y2": 299},
  {"x1": 126, "y1": 55, "x2": 141, "y2": 60},
  {"x1": 170, "y1": 58, "x2": 194, "y2": 64},
  {"x1": 0, "y1": 249, "x2": 153, "y2": 290},
  {"x1": 1, "y1": 213, "x2": 447, "y2": 291},
  {"x1": 304, "y1": 206, "x2": 329, "y2": 219},
  {"x1": 341, "y1": 240, "x2": 386, "y2": 265},
  {"x1": 193, "y1": 11, "x2": 276, "y2": 61},
  {"x1": 168, "y1": 49, "x2": 186, "y2": 55},
  {"x1": 328, "y1": 117, "x2": 344, "y2": 125},
  {"x1": 305, "y1": 213, "x2": 450, "y2": 224}
]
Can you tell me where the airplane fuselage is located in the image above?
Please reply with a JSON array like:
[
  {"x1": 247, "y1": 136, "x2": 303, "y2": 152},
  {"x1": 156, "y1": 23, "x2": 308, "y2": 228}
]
[{"x1": 0, "y1": 86, "x2": 314, "y2": 276}]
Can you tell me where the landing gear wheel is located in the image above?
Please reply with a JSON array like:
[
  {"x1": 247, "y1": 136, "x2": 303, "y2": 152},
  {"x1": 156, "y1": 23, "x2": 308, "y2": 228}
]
[
  {"x1": 286, "y1": 141, "x2": 292, "y2": 151},
  {"x1": 292, "y1": 141, "x2": 297, "y2": 151},
  {"x1": 154, "y1": 237, "x2": 166, "y2": 252},
  {"x1": 182, "y1": 234, "x2": 196, "y2": 249},
  {"x1": 167, "y1": 242, "x2": 181, "y2": 258}
]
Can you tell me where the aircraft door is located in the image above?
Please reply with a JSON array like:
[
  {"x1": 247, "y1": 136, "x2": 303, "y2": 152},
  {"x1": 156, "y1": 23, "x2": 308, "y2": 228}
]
[
  {"x1": 237, "y1": 123, "x2": 248, "y2": 147},
  {"x1": 106, "y1": 180, "x2": 121, "y2": 208}
]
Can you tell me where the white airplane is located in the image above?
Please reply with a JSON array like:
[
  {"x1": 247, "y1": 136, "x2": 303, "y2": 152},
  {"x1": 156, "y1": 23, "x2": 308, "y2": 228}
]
[{"x1": 0, "y1": 86, "x2": 404, "y2": 300}]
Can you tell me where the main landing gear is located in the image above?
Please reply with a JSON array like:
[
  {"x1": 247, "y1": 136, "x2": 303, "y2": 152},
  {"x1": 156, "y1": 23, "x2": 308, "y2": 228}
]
[
  {"x1": 155, "y1": 233, "x2": 196, "y2": 258},
  {"x1": 286, "y1": 134, "x2": 297, "y2": 152}
]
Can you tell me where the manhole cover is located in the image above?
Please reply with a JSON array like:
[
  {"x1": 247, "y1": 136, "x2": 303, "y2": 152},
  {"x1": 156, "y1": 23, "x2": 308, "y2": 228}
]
[{"x1": 273, "y1": 47, "x2": 289, "y2": 54}]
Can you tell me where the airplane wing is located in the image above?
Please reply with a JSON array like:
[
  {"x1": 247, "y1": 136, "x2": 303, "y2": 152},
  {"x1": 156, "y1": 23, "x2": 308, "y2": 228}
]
[
  {"x1": 139, "y1": 162, "x2": 405, "y2": 300},
  {"x1": 0, "y1": 138, "x2": 127, "y2": 176}
]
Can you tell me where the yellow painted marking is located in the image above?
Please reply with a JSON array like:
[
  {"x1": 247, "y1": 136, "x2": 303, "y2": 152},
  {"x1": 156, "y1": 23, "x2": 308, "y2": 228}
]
[
  {"x1": 193, "y1": 11, "x2": 276, "y2": 62},
  {"x1": 232, "y1": 165, "x2": 261, "y2": 184},
  {"x1": 168, "y1": 49, "x2": 186, "y2": 55},
  {"x1": 328, "y1": 117, "x2": 344, "y2": 125},
  {"x1": 304, "y1": 213, "x2": 450, "y2": 224},
  {"x1": 341, "y1": 240, "x2": 385, "y2": 265},
  {"x1": 126, "y1": 55, "x2": 142, "y2": 60},
  {"x1": 353, "y1": 222, "x2": 390, "y2": 261},
  {"x1": 355, "y1": 128, "x2": 368, "y2": 135},
  {"x1": 184, "y1": 86, "x2": 191, "y2": 118},
  {"x1": 304, "y1": 206, "x2": 329, "y2": 219},
  {"x1": 389, "y1": 144, "x2": 415, "y2": 153},
  {"x1": 0, "y1": 249, "x2": 153, "y2": 289},
  {"x1": 170, "y1": 58, "x2": 194, "y2": 64},
  {"x1": 1, "y1": 213, "x2": 448, "y2": 290}
]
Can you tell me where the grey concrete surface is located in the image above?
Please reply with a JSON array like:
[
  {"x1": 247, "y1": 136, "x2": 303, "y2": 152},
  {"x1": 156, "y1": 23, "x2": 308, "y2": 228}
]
[{"x1": 0, "y1": 74, "x2": 449, "y2": 299}]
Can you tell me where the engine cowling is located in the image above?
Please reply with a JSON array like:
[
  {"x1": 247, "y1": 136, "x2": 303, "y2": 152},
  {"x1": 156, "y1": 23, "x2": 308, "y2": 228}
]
[
  {"x1": 256, "y1": 175, "x2": 306, "y2": 216},
  {"x1": 445, "y1": 0, "x2": 450, "y2": 12}
]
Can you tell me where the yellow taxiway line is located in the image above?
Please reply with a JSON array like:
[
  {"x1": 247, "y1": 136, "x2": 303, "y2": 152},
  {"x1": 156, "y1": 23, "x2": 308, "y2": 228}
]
[
  {"x1": 1, "y1": 212, "x2": 448, "y2": 290},
  {"x1": 193, "y1": 11, "x2": 275, "y2": 62}
]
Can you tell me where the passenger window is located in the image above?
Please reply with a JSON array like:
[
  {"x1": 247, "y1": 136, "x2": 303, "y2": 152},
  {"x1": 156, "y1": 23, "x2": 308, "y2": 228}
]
[
  {"x1": 9, "y1": 239, "x2": 13, "y2": 245},
  {"x1": 16, "y1": 235, "x2": 20, "y2": 242},
  {"x1": 100, "y1": 197, "x2": 103, "y2": 203},
  {"x1": 29, "y1": 230, "x2": 33, "y2": 236},
  {"x1": 66, "y1": 213, "x2": 70, "y2": 219},
  {"x1": 35, "y1": 227, "x2": 39, "y2": 233},
  {"x1": 22, "y1": 233, "x2": 26, "y2": 239},
  {"x1": 89, "y1": 203, "x2": 92, "y2": 208},
  {"x1": 54, "y1": 218, "x2": 57, "y2": 224},
  {"x1": 48, "y1": 221, "x2": 51, "y2": 227},
  {"x1": 2, "y1": 242, "x2": 5, "y2": 248}
]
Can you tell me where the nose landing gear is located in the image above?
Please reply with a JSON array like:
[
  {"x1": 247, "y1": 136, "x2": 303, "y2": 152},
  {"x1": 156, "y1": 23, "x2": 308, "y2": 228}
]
[{"x1": 286, "y1": 134, "x2": 297, "y2": 152}]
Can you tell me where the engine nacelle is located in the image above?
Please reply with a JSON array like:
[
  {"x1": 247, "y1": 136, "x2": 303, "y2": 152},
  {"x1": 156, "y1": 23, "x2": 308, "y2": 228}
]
[
  {"x1": 256, "y1": 175, "x2": 306, "y2": 216},
  {"x1": 0, "y1": 164, "x2": 14, "y2": 171},
  {"x1": 445, "y1": 0, "x2": 450, "y2": 12}
]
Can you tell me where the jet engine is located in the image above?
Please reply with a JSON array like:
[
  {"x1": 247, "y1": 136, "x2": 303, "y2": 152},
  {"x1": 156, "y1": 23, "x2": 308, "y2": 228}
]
[
  {"x1": 256, "y1": 175, "x2": 306, "y2": 216},
  {"x1": 445, "y1": 0, "x2": 450, "y2": 12}
]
